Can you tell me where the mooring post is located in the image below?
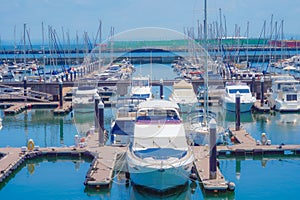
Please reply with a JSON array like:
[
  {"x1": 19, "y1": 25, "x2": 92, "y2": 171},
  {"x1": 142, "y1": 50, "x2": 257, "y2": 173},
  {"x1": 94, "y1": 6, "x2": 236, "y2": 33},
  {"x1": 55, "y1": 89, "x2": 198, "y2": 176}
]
[
  {"x1": 251, "y1": 76, "x2": 255, "y2": 96},
  {"x1": 94, "y1": 93, "x2": 100, "y2": 131},
  {"x1": 74, "y1": 69, "x2": 77, "y2": 80},
  {"x1": 70, "y1": 71, "x2": 73, "y2": 82},
  {"x1": 59, "y1": 80, "x2": 63, "y2": 108},
  {"x1": 66, "y1": 71, "x2": 69, "y2": 81},
  {"x1": 235, "y1": 92, "x2": 240, "y2": 131},
  {"x1": 209, "y1": 118, "x2": 217, "y2": 179},
  {"x1": 160, "y1": 78, "x2": 164, "y2": 99},
  {"x1": 260, "y1": 77, "x2": 264, "y2": 107},
  {"x1": 98, "y1": 100, "x2": 105, "y2": 146}
]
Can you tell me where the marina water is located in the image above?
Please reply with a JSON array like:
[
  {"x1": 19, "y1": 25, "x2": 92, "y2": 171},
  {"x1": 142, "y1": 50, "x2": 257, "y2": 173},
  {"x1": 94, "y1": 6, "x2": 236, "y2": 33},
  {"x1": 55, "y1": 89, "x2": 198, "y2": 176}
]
[{"x1": 0, "y1": 64, "x2": 300, "y2": 199}]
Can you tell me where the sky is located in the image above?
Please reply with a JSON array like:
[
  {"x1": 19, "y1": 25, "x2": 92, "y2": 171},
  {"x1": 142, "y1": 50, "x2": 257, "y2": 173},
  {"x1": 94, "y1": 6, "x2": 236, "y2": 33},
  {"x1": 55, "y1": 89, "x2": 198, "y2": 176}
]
[{"x1": 0, "y1": 0, "x2": 299, "y2": 44}]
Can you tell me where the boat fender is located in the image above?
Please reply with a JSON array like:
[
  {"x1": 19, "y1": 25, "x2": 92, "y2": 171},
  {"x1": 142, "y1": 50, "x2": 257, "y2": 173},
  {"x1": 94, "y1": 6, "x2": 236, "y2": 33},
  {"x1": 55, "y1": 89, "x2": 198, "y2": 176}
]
[
  {"x1": 27, "y1": 139, "x2": 35, "y2": 151},
  {"x1": 230, "y1": 136, "x2": 235, "y2": 143},
  {"x1": 189, "y1": 173, "x2": 198, "y2": 181},
  {"x1": 227, "y1": 182, "x2": 235, "y2": 191},
  {"x1": 261, "y1": 133, "x2": 267, "y2": 145},
  {"x1": 80, "y1": 137, "x2": 85, "y2": 143}
]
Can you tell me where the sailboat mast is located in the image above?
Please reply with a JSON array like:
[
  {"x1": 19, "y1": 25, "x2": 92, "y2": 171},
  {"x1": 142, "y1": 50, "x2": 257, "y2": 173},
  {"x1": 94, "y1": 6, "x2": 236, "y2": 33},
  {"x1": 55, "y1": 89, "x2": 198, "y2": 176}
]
[
  {"x1": 14, "y1": 25, "x2": 16, "y2": 63},
  {"x1": 42, "y1": 22, "x2": 45, "y2": 67},
  {"x1": 204, "y1": 0, "x2": 208, "y2": 121},
  {"x1": 23, "y1": 23, "x2": 26, "y2": 64}
]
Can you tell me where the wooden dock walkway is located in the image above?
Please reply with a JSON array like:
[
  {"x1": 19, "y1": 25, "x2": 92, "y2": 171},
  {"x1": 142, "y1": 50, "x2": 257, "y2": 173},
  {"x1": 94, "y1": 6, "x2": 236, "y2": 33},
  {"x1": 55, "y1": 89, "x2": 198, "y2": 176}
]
[
  {"x1": 217, "y1": 128, "x2": 300, "y2": 156},
  {"x1": 84, "y1": 131, "x2": 127, "y2": 188},
  {"x1": 53, "y1": 101, "x2": 73, "y2": 115},
  {"x1": 2, "y1": 101, "x2": 73, "y2": 115},
  {"x1": 253, "y1": 100, "x2": 271, "y2": 113},
  {"x1": 0, "y1": 147, "x2": 25, "y2": 182},
  {"x1": 1, "y1": 126, "x2": 300, "y2": 193},
  {"x1": 193, "y1": 146, "x2": 230, "y2": 192},
  {"x1": 3, "y1": 103, "x2": 27, "y2": 115}
]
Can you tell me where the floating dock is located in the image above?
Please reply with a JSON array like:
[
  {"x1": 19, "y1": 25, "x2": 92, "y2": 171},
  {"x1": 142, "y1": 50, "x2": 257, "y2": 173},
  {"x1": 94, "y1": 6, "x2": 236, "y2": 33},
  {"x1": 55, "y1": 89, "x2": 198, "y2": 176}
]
[
  {"x1": 218, "y1": 128, "x2": 300, "y2": 156},
  {"x1": 53, "y1": 102, "x2": 73, "y2": 115},
  {"x1": 2, "y1": 102, "x2": 60, "y2": 115},
  {"x1": 1, "y1": 127, "x2": 300, "y2": 193},
  {"x1": 84, "y1": 132, "x2": 126, "y2": 188},
  {"x1": 193, "y1": 146, "x2": 231, "y2": 192},
  {"x1": 253, "y1": 100, "x2": 271, "y2": 113}
]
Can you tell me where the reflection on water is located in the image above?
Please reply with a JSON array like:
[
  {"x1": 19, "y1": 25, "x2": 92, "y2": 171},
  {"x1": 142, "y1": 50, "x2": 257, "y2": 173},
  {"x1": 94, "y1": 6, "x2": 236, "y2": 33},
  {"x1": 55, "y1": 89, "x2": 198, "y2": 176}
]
[
  {"x1": 0, "y1": 109, "x2": 77, "y2": 147},
  {"x1": 72, "y1": 110, "x2": 95, "y2": 136},
  {"x1": 219, "y1": 158, "x2": 300, "y2": 200},
  {"x1": 130, "y1": 183, "x2": 191, "y2": 200},
  {"x1": 0, "y1": 156, "x2": 92, "y2": 199},
  {"x1": 223, "y1": 110, "x2": 254, "y2": 123}
]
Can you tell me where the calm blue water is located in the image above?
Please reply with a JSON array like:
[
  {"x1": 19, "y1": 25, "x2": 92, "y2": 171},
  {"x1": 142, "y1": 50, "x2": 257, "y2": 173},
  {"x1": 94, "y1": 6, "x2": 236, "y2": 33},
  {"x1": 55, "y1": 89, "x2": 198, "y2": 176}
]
[{"x1": 0, "y1": 64, "x2": 300, "y2": 199}]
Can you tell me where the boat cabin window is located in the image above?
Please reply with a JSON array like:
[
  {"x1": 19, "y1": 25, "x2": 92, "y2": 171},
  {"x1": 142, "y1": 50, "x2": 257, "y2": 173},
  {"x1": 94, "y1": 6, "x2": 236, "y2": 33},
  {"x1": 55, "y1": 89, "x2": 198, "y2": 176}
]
[
  {"x1": 132, "y1": 80, "x2": 149, "y2": 87},
  {"x1": 228, "y1": 88, "x2": 250, "y2": 94},
  {"x1": 287, "y1": 94, "x2": 297, "y2": 101},
  {"x1": 132, "y1": 93, "x2": 150, "y2": 99},
  {"x1": 136, "y1": 109, "x2": 180, "y2": 121}
]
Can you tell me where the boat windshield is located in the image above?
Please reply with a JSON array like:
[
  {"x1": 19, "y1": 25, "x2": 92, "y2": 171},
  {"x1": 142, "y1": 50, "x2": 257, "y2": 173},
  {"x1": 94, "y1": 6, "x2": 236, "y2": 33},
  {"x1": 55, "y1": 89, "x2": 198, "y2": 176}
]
[
  {"x1": 132, "y1": 94, "x2": 150, "y2": 99},
  {"x1": 132, "y1": 79, "x2": 149, "y2": 87},
  {"x1": 228, "y1": 89, "x2": 250, "y2": 94},
  {"x1": 136, "y1": 109, "x2": 180, "y2": 122}
]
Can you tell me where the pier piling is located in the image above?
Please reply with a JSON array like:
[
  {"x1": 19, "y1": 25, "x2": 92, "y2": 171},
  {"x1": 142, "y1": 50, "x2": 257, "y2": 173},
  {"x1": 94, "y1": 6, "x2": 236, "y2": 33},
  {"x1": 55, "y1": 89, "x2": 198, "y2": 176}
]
[
  {"x1": 160, "y1": 78, "x2": 164, "y2": 99},
  {"x1": 94, "y1": 94, "x2": 100, "y2": 131},
  {"x1": 98, "y1": 100, "x2": 105, "y2": 146},
  {"x1": 260, "y1": 77, "x2": 264, "y2": 106},
  {"x1": 235, "y1": 92, "x2": 240, "y2": 131},
  {"x1": 59, "y1": 81, "x2": 63, "y2": 108},
  {"x1": 23, "y1": 76, "x2": 27, "y2": 101},
  {"x1": 251, "y1": 76, "x2": 255, "y2": 96},
  {"x1": 209, "y1": 119, "x2": 217, "y2": 179}
]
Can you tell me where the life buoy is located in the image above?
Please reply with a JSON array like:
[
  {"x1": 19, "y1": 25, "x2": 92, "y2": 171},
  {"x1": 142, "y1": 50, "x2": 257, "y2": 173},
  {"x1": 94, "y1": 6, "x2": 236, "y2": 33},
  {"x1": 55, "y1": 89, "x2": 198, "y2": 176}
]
[{"x1": 27, "y1": 139, "x2": 35, "y2": 151}]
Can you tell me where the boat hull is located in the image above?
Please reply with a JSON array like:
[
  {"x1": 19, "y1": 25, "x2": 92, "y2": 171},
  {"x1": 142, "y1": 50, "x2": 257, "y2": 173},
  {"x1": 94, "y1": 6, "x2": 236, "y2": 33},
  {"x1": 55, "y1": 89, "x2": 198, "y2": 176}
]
[
  {"x1": 127, "y1": 149, "x2": 193, "y2": 192},
  {"x1": 223, "y1": 101, "x2": 254, "y2": 113},
  {"x1": 275, "y1": 100, "x2": 300, "y2": 112}
]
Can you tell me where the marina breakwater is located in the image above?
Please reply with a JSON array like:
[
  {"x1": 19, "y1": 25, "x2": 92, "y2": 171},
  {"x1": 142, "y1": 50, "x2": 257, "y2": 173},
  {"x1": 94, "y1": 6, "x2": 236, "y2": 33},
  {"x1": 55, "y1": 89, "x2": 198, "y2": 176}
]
[{"x1": 1, "y1": 50, "x2": 297, "y2": 65}]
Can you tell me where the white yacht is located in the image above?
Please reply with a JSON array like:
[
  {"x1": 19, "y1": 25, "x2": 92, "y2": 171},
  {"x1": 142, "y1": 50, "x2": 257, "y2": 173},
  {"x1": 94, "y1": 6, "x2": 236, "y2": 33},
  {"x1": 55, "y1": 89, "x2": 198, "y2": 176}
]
[
  {"x1": 72, "y1": 85, "x2": 98, "y2": 113},
  {"x1": 222, "y1": 81, "x2": 256, "y2": 112},
  {"x1": 130, "y1": 75, "x2": 152, "y2": 100},
  {"x1": 126, "y1": 99, "x2": 194, "y2": 192},
  {"x1": 169, "y1": 79, "x2": 198, "y2": 112},
  {"x1": 72, "y1": 85, "x2": 98, "y2": 135},
  {"x1": 267, "y1": 75, "x2": 300, "y2": 112},
  {"x1": 110, "y1": 97, "x2": 145, "y2": 146}
]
